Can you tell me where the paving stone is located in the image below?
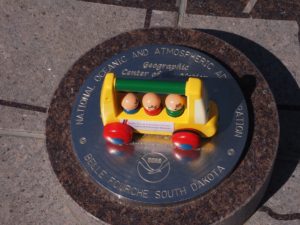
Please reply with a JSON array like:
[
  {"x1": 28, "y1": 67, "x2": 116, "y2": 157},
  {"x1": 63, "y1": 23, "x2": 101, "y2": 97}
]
[
  {"x1": 186, "y1": 0, "x2": 248, "y2": 17},
  {"x1": 245, "y1": 163, "x2": 300, "y2": 224},
  {"x1": 0, "y1": 105, "x2": 46, "y2": 133},
  {"x1": 151, "y1": 12, "x2": 300, "y2": 106},
  {"x1": 245, "y1": 110, "x2": 300, "y2": 224},
  {"x1": 0, "y1": 136, "x2": 104, "y2": 225},
  {"x1": 81, "y1": 0, "x2": 178, "y2": 11},
  {"x1": 0, "y1": 0, "x2": 146, "y2": 108},
  {"x1": 263, "y1": 162, "x2": 300, "y2": 214},
  {"x1": 261, "y1": 110, "x2": 300, "y2": 209},
  {"x1": 151, "y1": 10, "x2": 178, "y2": 27},
  {"x1": 185, "y1": 0, "x2": 300, "y2": 23},
  {"x1": 250, "y1": 0, "x2": 300, "y2": 21},
  {"x1": 245, "y1": 210, "x2": 300, "y2": 225}
]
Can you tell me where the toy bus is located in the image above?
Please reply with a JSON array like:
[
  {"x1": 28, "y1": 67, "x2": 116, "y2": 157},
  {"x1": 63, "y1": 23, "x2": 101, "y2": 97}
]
[{"x1": 100, "y1": 73, "x2": 218, "y2": 151}]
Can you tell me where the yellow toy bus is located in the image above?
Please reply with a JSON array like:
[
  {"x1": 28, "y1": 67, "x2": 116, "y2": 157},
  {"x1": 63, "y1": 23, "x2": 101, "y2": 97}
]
[{"x1": 101, "y1": 73, "x2": 218, "y2": 151}]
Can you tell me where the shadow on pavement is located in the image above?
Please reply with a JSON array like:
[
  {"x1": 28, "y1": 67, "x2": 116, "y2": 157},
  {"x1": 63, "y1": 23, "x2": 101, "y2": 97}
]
[{"x1": 201, "y1": 29, "x2": 299, "y2": 205}]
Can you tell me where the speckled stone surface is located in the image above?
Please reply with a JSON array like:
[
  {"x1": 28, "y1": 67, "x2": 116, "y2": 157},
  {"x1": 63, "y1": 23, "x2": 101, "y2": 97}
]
[
  {"x1": 0, "y1": 106, "x2": 46, "y2": 131},
  {"x1": 0, "y1": 0, "x2": 145, "y2": 107},
  {"x1": 46, "y1": 28, "x2": 279, "y2": 225},
  {"x1": 186, "y1": 0, "x2": 300, "y2": 41},
  {"x1": 186, "y1": 0, "x2": 300, "y2": 20},
  {"x1": 80, "y1": 0, "x2": 178, "y2": 11},
  {"x1": 186, "y1": 0, "x2": 248, "y2": 17}
]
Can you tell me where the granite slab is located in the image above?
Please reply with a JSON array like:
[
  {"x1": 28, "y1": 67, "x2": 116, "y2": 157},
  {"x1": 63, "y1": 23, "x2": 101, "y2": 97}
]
[
  {"x1": 80, "y1": 0, "x2": 178, "y2": 11},
  {"x1": 0, "y1": 105, "x2": 46, "y2": 133}
]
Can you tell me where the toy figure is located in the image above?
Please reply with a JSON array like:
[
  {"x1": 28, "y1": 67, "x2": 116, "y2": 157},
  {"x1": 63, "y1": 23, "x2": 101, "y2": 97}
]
[
  {"x1": 142, "y1": 93, "x2": 162, "y2": 116},
  {"x1": 121, "y1": 92, "x2": 139, "y2": 114},
  {"x1": 165, "y1": 94, "x2": 185, "y2": 117}
]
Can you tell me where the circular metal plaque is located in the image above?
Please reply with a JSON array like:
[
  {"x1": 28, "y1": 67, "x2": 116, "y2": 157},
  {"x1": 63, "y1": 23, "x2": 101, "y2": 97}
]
[{"x1": 70, "y1": 44, "x2": 249, "y2": 204}]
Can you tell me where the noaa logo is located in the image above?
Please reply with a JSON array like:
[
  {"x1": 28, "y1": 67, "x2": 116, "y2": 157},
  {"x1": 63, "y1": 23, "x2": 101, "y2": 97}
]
[{"x1": 137, "y1": 152, "x2": 170, "y2": 183}]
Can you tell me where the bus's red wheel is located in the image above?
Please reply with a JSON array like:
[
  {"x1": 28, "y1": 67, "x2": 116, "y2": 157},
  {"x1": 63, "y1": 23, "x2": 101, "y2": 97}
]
[
  {"x1": 172, "y1": 131, "x2": 200, "y2": 151},
  {"x1": 103, "y1": 122, "x2": 133, "y2": 145}
]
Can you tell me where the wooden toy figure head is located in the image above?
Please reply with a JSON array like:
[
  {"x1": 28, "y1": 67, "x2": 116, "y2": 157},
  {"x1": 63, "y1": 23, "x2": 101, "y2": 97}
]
[
  {"x1": 121, "y1": 92, "x2": 139, "y2": 114},
  {"x1": 142, "y1": 92, "x2": 162, "y2": 116},
  {"x1": 165, "y1": 94, "x2": 185, "y2": 117}
]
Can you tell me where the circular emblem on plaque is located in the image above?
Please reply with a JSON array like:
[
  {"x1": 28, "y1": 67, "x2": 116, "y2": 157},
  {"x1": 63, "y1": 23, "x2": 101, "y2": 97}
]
[
  {"x1": 70, "y1": 44, "x2": 249, "y2": 204},
  {"x1": 137, "y1": 152, "x2": 171, "y2": 183}
]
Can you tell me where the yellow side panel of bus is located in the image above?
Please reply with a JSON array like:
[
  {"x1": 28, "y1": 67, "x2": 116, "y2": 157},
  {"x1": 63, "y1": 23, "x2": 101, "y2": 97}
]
[{"x1": 100, "y1": 73, "x2": 119, "y2": 125}]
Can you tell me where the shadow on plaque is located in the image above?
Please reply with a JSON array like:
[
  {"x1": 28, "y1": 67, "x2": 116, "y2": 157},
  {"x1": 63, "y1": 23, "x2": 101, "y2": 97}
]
[{"x1": 200, "y1": 29, "x2": 300, "y2": 205}]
